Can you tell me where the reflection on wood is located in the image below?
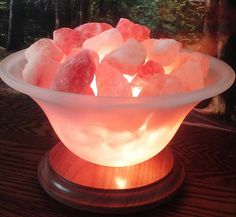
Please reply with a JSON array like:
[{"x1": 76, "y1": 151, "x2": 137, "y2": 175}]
[
  {"x1": 39, "y1": 149, "x2": 184, "y2": 213},
  {"x1": 49, "y1": 143, "x2": 174, "y2": 189}
]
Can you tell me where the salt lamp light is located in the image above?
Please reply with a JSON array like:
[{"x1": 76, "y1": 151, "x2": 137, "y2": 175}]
[{"x1": 0, "y1": 50, "x2": 235, "y2": 213}]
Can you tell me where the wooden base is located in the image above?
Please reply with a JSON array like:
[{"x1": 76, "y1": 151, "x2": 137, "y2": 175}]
[{"x1": 38, "y1": 143, "x2": 185, "y2": 213}]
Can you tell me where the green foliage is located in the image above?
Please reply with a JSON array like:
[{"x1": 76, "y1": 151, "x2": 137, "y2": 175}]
[
  {"x1": 88, "y1": 0, "x2": 130, "y2": 25},
  {"x1": 88, "y1": 0, "x2": 206, "y2": 45},
  {"x1": 0, "y1": 0, "x2": 206, "y2": 48},
  {"x1": 128, "y1": 0, "x2": 205, "y2": 40}
]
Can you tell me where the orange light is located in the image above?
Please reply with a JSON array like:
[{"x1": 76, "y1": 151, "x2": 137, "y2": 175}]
[
  {"x1": 97, "y1": 48, "x2": 112, "y2": 62},
  {"x1": 131, "y1": 86, "x2": 142, "y2": 97},
  {"x1": 90, "y1": 74, "x2": 98, "y2": 96},
  {"x1": 115, "y1": 177, "x2": 127, "y2": 189},
  {"x1": 123, "y1": 74, "x2": 135, "y2": 83},
  {"x1": 123, "y1": 74, "x2": 142, "y2": 97},
  {"x1": 164, "y1": 56, "x2": 180, "y2": 74}
]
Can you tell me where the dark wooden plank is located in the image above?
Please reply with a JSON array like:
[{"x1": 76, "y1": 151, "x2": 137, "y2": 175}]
[{"x1": 0, "y1": 81, "x2": 236, "y2": 217}]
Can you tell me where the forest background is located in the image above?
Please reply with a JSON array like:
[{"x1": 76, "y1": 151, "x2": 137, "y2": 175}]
[{"x1": 0, "y1": 0, "x2": 236, "y2": 123}]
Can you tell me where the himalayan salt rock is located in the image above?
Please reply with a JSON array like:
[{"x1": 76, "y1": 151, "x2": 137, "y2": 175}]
[
  {"x1": 132, "y1": 73, "x2": 183, "y2": 97},
  {"x1": 65, "y1": 48, "x2": 83, "y2": 61},
  {"x1": 137, "y1": 60, "x2": 164, "y2": 79},
  {"x1": 53, "y1": 28, "x2": 86, "y2": 55},
  {"x1": 163, "y1": 56, "x2": 181, "y2": 74},
  {"x1": 142, "y1": 39, "x2": 182, "y2": 66},
  {"x1": 52, "y1": 49, "x2": 98, "y2": 93},
  {"x1": 23, "y1": 38, "x2": 63, "y2": 88},
  {"x1": 81, "y1": 85, "x2": 95, "y2": 95},
  {"x1": 65, "y1": 47, "x2": 99, "y2": 66},
  {"x1": 171, "y1": 58, "x2": 204, "y2": 91},
  {"x1": 116, "y1": 18, "x2": 150, "y2": 42},
  {"x1": 23, "y1": 58, "x2": 60, "y2": 88},
  {"x1": 75, "y1": 22, "x2": 113, "y2": 39},
  {"x1": 102, "y1": 39, "x2": 146, "y2": 75},
  {"x1": 82, "y1": 28, "x2": 124, "y2": 60},
  {"x1": 95, "y1": 62, "x2": 131, "y2": 97},
  {"x1": 179, "y1": 51, "x2": 209, "y2": 78},
  {"x1": 24, "y1": 38, "x2": 64, "y2": 61}
]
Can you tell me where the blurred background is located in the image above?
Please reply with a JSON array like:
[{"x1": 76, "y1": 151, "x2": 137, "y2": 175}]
[
  {"x1": 0, "y1": 0, "x2": 236, "y2": 124},
  {"x1": 0, "y1": 0, "x2": 222, "y2": 52}
]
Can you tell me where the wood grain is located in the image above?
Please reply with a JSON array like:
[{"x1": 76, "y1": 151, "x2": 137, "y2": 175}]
[
  {"x1": 48, "y1": 142, "x2": 174, "y2": 189},
  {"x1": 1, "y1": 80, "x2": 236, "y2": 217},
  {"x1": 38, "y1": 151, "x2": 184, "y2": 213}
]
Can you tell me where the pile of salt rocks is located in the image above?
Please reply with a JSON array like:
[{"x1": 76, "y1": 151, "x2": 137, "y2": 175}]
[{"x1": 23, "y1": 18, "x2": 209, "y2": 97}]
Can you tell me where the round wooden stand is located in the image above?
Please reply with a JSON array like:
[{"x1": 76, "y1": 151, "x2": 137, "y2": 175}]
[{"x1": 38, "y1": 142, "x2": 185, "y2": 213}]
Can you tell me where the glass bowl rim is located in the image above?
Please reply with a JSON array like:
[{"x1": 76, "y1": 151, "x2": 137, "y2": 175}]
[{"x1": 0, "y1": 49, "x2": 235, "y2": 108}]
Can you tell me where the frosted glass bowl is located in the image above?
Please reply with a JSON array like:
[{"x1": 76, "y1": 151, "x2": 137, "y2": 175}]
[{"x1": 0, "y1": 50, "x2": 235, "y2": 167}]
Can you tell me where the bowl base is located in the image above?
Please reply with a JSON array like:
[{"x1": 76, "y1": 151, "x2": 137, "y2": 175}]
[{"x1": 38, "y1": 143, "x2": 185, "y2": 213}]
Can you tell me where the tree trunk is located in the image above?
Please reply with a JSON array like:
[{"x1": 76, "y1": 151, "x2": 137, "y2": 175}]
[
  {"x1": 204, "y1": 0, "x2": 236, "y2": 122},
  {"x1": 54, "y1": 0, "x2": 71, "y2": 29},
  {"x1": 41, "y1": 0, "x2": 55, "y2": 38},
  {"x1": 7, "y1": 0, "x2": 25, "y2": 51},
  {"x1": 99, "y1": 0, "x2": 104, "y2": 17},
  {"x1": 218, "y1": 0, "x2": 236, "y2": 121},
  {"x1": 54, "y1": 0, "x2": 60, "y2": 29},
  {"x1": 217, "y1": 0, "x2": 236, "y2": 57},
  {"x1": 79, "y1": 0, "x2": 89, "y2": 25},
  {"x1": 112, "y1": 0, "x2": 119, "y2": 23},
  {"x1": 71, "y1": 0, "x2": 80, "y2": 27},
  {"x1": 202, "y1": 0, "x2": 219, "y2": 56}
]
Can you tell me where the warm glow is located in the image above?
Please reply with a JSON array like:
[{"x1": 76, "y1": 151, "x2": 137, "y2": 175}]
[
  {"x1": 164, "y1": 65, "x2": 174, "y2": 74},
  {"x1": 90, "y1": 73, "x2": 142, "y2": 97},
  {"x1": 113, "y1": 127, "x2": 171, "y2": 166},
  {"x1": 132, "y1": 86, "x2": 142, "y2": 97},
  {"x1": 90, "y1": 74, "x2": 98, "y2": 96},
  {"x1": 115, "y1": 177, "x2": 127, "y2": 189},
  {"x1": 60, "y1": 55, "x2": 66, "y2": 63},
  {"x1": 164, "y1": 56, "x2": 180, "y2": 74},
  {"x1": 2, "y1": 21, "x2": 234, "y2": 171},
  {"x1": 123, "y1": 74, "x2": 142, "y2": 97},
  {"x1": 123, "y1": 74, "x2": 136, "y2": 83},
  {"x1": 145, "y1": 55, "x2": 174, "y2": 74},
  {"x1": 145, "y1": 57, "x2": 149, "y2": 63},
  {"x1": 52, "y1": 111, "x2": 183, "y2": 167},
  {"x1": 98, "y1": 48, "x2": 112, "y2": 62}
]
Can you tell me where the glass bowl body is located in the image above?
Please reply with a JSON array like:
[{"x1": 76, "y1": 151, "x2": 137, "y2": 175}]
[{"x1": 0, "y1": 50, "x2": 235, "y2": 166}]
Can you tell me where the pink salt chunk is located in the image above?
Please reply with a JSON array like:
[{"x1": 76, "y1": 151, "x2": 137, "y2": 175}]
[
  {"x1": 81, "y1": 85, "x2": 95, "y2": 95},
  {"x1": 53, "y1": 28, "x2": 86, "y2": 55},
  {"x1": 171, "y1": 59, "x2": 204, "y2": 91},
  {"x1": 24, "y1": 38, "x2": 64, "y2": 61},
  {"x1": 52, "y1": 49, "x2": 97, "y2": 93},
  {"x1": 179, "y1": 51, "x2": 209, "y2": 78},
  {"x1": 142, "y1": 39, "x2": 182, "y2": 66},
  {"x1": 23, "y1": 58, "x2": 60, "y2": 88},
  {"x1": 65, "y1": 48, "x2": 83, "y2": 61},
  {"x1": 102, "y1": 39, "x2": 146, "y2": 75},
  {"x1": 65, "y1": 47, "x2": 99, "y2": 66},
  {"x1": 132, "y1": 74, "x2": 183, "y2": 97},
  {"x1": 82, "y1": 28, "x2": 124, "y2": 60},
  {"x1": 95, "y1": 62, "x2": 131, "y2": 97},
  {"x1": 116, "y1": 18, "x2": 150, "y2": 42},
  {"x1": 75, "y1": 22, "x2": 113, "y2": 39},
  {"x1": 137, "y1": 60, "x2": 164, "y2": 79}
]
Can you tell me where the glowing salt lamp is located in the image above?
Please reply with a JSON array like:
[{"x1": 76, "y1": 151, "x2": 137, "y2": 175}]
[{"x1": 0, "y1": 49, "x2": 234, "y2": 213}]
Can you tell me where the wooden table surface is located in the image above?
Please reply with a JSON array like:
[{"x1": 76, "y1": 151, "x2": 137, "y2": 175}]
[{"x1": 0, "y1": 81, "x2": 236, "y2": 217}]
